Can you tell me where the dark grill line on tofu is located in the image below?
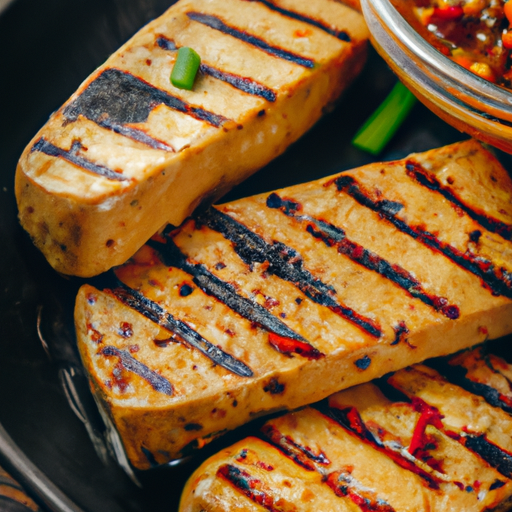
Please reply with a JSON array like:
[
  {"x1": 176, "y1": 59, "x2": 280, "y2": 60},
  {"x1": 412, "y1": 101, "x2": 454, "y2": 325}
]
[
  {"x1": 157, "y1": 36, "x2": 277, "y2": 101},
  {"x1": 464, "y1": 434, "x2": 512, "y2": 478},
  {"x1": 246, "y1": 0, "x2": 351, "y2": 41},
  {"x1": 156, "y1": 36, "x2": 177, "y2": 50},
  {"x1": 110, "y1": 283, "x2": 254, "y2": 378},
  {"x1": 186, "y1": 12, "x2": 315, "y2": 68},
  {"x1": 334, "y1": 175, "x2": 512, "y2": 298},
  {"x1": 63, "y1": 69, "x2": 228, "y2": 148},
  {"x1": 31, "y1": 138, "x2": 129, "y2": 181},
  {"x1": 217, "y1": 464, "x2": 281, "y2": 511},
  {"x1": 261, "y1": 423, "x2": 330, "y2": 471},
  {"x1": 147, "y1": 237, "x2": 324, "y2": 359},
  {"x1": 266, "y1": 192, "x2": 460, "y2": 319},
  {"x1": 92, "y1": 116, "x2": 174, "y2": 151},
  {"x1": 325, "y1": 471, "x2": 396, "y2": 512},
  {"x1": 100, "y1": 345, "x2": 174, "y2": 395},
  {"x1": 406, "y1": 161, "x2": 512, "y2": 241},
  {"x1": 261, "y1": 422, "x2": 398, "y2": 511},
  {"x1": 198, "y1": 207, "x2": 383, "y2": 338},
  {"x1": 201, "y1": 63, "x2": 277, "y2": 101},
  {"x1": 388, "y1": 356, "x2": 512, "y2": 479},
  {"x1": 429, "y1": 356, "x2": 512, "y2": 414}
]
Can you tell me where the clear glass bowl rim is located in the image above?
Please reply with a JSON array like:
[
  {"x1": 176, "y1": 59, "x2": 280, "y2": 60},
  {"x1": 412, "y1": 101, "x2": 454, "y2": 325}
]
[{"x1": 362, "y1": 0, "x2": 512, "y2": 119}]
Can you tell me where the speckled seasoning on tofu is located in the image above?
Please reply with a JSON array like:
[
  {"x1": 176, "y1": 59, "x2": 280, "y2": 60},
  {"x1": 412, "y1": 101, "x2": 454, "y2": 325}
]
[
  {"x1": 180, "y1": 347, "x2": 512, "y2": 511},
  {"x1": 75, "y1": 140, "x2": 512, "y2": 469},
  {"x1": 15, "y1": 0, "x2": 369, "y2": 277}
]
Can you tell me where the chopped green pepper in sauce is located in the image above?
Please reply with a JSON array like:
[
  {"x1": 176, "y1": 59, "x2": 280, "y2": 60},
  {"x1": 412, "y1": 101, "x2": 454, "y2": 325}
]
[{"x1": 393, "y1": 0, "x2": 512, "y2": 87}]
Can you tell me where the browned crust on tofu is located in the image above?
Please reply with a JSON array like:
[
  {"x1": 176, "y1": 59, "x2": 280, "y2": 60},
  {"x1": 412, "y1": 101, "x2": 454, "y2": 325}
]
[
  {"x1": 15, "y1": 0, "x2": 368, "y2": 277},
  {"x1": 180, "y1": 350, "x2": 512, "y2": 511},
  {"x1": 75, "y1": 139, "x2": 512, "y2": 469}
]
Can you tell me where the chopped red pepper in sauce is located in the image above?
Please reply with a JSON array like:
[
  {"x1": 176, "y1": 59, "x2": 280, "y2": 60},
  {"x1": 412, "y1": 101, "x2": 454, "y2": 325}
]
[{"x1": 393, "y1": 0, "x2": 512, "y2": 87}]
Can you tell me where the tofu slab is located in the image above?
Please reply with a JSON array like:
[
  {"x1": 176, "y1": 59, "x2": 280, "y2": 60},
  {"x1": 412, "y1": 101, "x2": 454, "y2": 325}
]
[
  {"x1": 75, "y1": 139, "x2": 512, "y2": 469},
  {"x1": 15, "y1": 0, "x2": 368, "y2": 277},
  {"x1": 180, "y1": 348, "x2": 512, "y2": 511}
]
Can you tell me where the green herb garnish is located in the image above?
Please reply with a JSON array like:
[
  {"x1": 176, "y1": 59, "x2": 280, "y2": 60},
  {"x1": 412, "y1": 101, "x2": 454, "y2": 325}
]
[
  {"x1": 352, "y1": 81, "x2": 416, "y2": 155},
  {"x1": 171, "y1": 47, "x2": 201, "y2": 90}
]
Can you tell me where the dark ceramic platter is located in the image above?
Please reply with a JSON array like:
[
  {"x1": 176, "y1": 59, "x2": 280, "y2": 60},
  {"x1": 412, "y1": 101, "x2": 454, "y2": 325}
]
[{"x1": 1, "y1": 1, "x2": 511, "y2": 511}]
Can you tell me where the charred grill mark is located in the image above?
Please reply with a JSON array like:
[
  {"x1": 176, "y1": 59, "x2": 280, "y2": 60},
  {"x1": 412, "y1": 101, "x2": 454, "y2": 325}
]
[
  {"x1": 246, "y1": 0, "x2": 351, "y2": 41},
  {"x1": 199, "y1": 208, "x2": 382, "y2": 338},
  {"x1": 91, "y1": 115, "x2": 174, "y2": 151},
  {"x1": 261, "y1": 424, "x2": 329, "y2": 470},
  {"x1": 406, "y1": 161, "x2": 512, "y2": 241},
  {"x1": 262, "y1": 422, "x2": 396, "y2": 512},
  {"x1": 156, "y1": 35, "x2": 177, "y2": 51},
  {"x1": 148, "y1": 238, "x2": 323, "y2": 360},
  {"x1": 63, "y1": 69, "x2": 228, "y2": 149},
  {"x1": 217, "y1": 464, "x2": 279, "y2": 510},
  {"x1": 187, "y1": 12, "x2": 315, "y2": 68},
  {"x1": 432, "y1": 356, "x2": 512, "y2": 414},
  {"x1": 464, "y1": 434, "x2": 512, "y2": 478},
  {"x1": 201, "y1": 64, "x2": 276, "y2": 101},
  {"x1": 110, "y1": 283, "x2": 254, "y2": 377},
  {"x1": 267, "y1": 192, "x2": 460, "y2": 319},
  {"x1": 325, "y1": 471, "x2": 396, "y2": 512},
  {"x1": 100, "y1": 345, "x2": 173, "y2": 395},
  {"x1": 31, "y1": 138, "x2": 129, "y2": 181},
  {"x1": 157, "y1": 35, "x2": 277, "y2": 101},
  {"x1": 334, "y1": 175, "x2": 512, "y2": 299},
  {"x1": 392, "y1": 321, "x2": 411, "y2": 346}
]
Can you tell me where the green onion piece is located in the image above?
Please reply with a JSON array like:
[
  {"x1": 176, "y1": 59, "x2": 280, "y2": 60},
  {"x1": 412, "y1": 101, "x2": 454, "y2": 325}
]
[
  {"x1": 170, "y1": 47, "x2": 201, "y2": 90},
  {"x1": 352, "y1": 81, "x2": 416, "y2": 155}
]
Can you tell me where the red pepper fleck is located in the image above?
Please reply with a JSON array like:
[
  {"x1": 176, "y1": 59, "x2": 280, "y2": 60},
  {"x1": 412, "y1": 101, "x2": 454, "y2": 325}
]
[
  {"x1": 433, "y1": 6, "x2": 463, "y2": 19},
  {"x1": 409, "y1": 398, "x2": 444, "y2": 456},
  {"x1": 268, "y1": 332, "x2": 323, "y2": 360}
]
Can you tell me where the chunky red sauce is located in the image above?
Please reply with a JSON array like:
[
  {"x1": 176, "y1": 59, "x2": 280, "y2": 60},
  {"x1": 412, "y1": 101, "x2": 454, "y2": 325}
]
[{"x1": 394, "y1": 0, "x2": 512, "y2": 86}]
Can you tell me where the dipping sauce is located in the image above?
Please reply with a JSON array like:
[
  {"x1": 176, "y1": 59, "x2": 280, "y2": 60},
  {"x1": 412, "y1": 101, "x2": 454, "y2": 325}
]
[{"x1": 392, "y1": 0, "x2": 512, "y2": 87}]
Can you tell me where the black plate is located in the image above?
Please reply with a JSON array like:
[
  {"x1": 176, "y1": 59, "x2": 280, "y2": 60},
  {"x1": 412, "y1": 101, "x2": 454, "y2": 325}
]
[{"x1": 0, "y1": 1, "x2": 509, "y2": 511}]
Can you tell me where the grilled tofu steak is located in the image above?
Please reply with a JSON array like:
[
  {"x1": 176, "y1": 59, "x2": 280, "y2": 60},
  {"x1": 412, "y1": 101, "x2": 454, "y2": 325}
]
[
  {"x1": 75, "y1": 139, "x2": 512, "y2": 469},
  {"x1": 180, "y1": 347, "x2": 512, "y2": 512},
  {"x1": 15, "y1": 0, "x2": 368, "y2": 278}
]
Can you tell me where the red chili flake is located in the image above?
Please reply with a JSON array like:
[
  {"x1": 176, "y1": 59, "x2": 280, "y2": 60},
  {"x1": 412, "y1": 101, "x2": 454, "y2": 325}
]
[
  {"x1": 129, "y1": 344, "x2": 140, "y2": 353},
  {"x1": 433, "y1": 6, "x2": 463, "y2": 19},
  {"x1": 268, "y1": 332, "x2": 323, "y2": 360},
  {"x1": 409, "y1": 398, "x2": 444, "y2": 456}
]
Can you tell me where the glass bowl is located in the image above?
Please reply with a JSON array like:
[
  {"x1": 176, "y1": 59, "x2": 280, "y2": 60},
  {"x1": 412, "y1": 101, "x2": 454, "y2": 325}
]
[{"x1": 361, "y1": 0, "x2": 512, "y2": 153}]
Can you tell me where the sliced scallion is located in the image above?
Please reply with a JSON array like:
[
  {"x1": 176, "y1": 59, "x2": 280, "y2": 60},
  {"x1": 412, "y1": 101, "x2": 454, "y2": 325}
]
[
  {"x1": 352, "y1": 81, "x2": 416, "y2": 155},
  {"x1": 171, "y1": 47, "x2": 201, "y2": 90}
]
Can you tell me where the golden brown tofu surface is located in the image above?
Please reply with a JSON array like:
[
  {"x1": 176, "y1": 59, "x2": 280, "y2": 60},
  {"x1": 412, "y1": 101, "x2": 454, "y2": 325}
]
[
  {"x1": 15, "y1": 0, "x2": 368, "y2": 277},
  {"x1": 180, "y1": 346, "x2": 512, "y2": 511},
  {"x1": 75, "y1": 140, "x2": 512, "y2": 469}
]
